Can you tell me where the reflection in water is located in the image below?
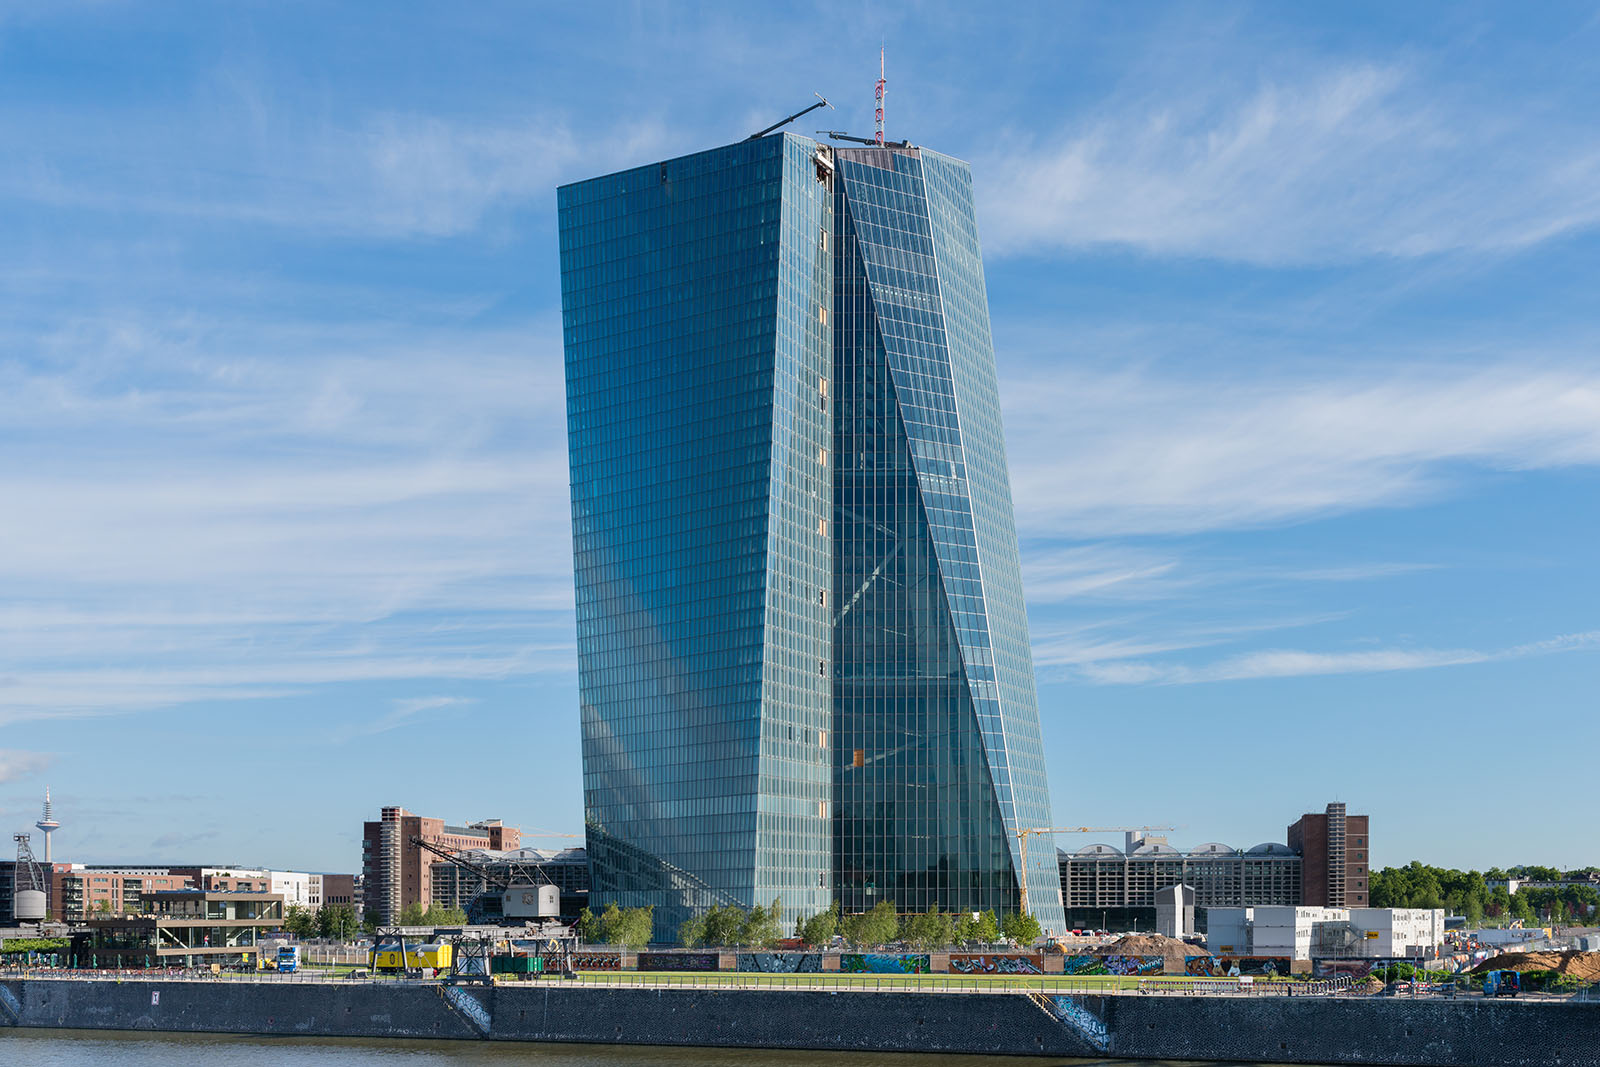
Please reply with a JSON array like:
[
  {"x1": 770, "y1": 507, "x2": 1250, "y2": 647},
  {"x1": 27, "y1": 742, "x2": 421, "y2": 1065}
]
[{"x1": 0, "y1": 1029, "x2": 1228, "y2": 1067}]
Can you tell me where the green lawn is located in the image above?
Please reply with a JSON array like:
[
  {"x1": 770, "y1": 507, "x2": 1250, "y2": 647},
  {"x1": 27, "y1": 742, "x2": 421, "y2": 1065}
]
[{"x1": 558, "y1": 970, "x2": 1154, "y2": 991}]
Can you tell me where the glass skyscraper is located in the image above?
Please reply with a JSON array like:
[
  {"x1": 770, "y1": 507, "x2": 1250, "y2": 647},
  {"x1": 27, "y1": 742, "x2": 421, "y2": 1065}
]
[{"x1": 560, "y1": 134, "x2": 1064, "y2": 933}]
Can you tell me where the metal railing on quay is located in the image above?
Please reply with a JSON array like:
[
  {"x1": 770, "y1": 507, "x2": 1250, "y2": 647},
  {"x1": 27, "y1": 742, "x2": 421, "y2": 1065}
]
[{"x1": 7, "y1": 966, "x2": 1586, "y2": 1001}]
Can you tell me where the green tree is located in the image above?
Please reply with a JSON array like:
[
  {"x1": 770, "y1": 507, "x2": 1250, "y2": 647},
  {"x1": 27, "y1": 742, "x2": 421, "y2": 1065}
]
[
  {"x1": 1002, "y1": 912, "x2": 1042, "y2": 945},
  {"x1": 842, "y1": 900, "x2": 899, "y2": 948},
  {"x1": 398, "y1": 902, "x2": 426, "y2": 926},
  {"x1": 317, "y1": 903, "x2": 358, "y2": 941},
  {"x1": 420, "y1": 904, "x2": 467, "y2": 926},
  {"x1": 285, "y1": 904, "x2": 318, "y2": 938},
  {"x1": 678, "y1": 912, "x2": 707, "y2": 948},
  {"x1": 799, "y1": 902, "x2": 839, "y2": 947},
  {"x1": 576, "y1": 906, "x2": 601, "y2": 944},
  {"x1": 954, "y1": 912, "x2": 978, "y2": 946},
  {"x1": 702, "y1": 904, "x2": 746, "y2": 947},
  {"x1": 739, "y1": 898, "x2": 783, "y2": 948},
  {"x1": 904, "y1": 908, "x2": 955, "y2": 950},
  {"x1": 974, "y1": 910, "x2": 1000, "y2": 944},
  {"x1": 599, "y1": 902, "x2": 624, "y2": 943},
  {"x1": 612, "y1": 905, "x2": 654, "y2": 950}
]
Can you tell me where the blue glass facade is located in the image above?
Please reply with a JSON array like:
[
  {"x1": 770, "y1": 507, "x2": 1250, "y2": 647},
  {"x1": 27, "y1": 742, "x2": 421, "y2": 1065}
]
[
  {"x1": 561, "y1": 135, "x2": 1064, "y2": 934},
  {"x1": 831, "y1": 147, "x2": 1064, "y2": 933},
  {"x1": 560, "y1": 135, "x2": 835, "y2": 931}
]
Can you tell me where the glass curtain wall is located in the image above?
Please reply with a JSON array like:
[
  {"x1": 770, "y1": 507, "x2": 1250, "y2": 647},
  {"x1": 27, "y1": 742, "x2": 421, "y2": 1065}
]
[
  {"x1": 560, "y1": 134, "x2": 834, "y2": 931},
  {"x1": 831, "y1": 147, "x2": 1065, "y2": 931}
]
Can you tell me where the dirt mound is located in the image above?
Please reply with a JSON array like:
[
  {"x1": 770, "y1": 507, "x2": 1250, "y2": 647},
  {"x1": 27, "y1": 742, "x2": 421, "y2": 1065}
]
[
  {"x1": 1093, "y1": 934, "x2": 1197, "y2": 960},
  {"x1": 1471, "y1": 951, "x2": 1600, "y2": 982}
]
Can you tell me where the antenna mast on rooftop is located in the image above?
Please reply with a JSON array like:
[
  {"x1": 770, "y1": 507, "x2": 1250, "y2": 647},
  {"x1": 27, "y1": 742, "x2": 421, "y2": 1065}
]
[{"x1": 874, "y1": 48, "x2": 886, "y2": 146}]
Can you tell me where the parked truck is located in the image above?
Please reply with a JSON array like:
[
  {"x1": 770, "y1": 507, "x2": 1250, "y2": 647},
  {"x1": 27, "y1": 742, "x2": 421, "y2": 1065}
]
[{"x1": 1482, "y1": 970, "x2": 1521, "y2": 997}]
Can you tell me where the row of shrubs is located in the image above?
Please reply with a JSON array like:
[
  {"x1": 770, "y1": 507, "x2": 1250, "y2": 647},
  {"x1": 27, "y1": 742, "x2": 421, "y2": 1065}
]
[{"x1": 574, "y1": 900, "x2": 1047, "y2": 952}]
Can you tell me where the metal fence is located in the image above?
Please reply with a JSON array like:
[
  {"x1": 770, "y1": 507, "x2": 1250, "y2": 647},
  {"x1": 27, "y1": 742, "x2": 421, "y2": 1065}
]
[{"x1": 3, "y1": 966, "x2": 1590, "y2": 1001}]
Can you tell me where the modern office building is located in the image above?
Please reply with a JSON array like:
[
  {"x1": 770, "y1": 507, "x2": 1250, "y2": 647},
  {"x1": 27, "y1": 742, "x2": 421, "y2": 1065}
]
[
  {"x1": 1056, "y1": 802, "x2": 1370, "y2": 929},
  {"x1": 828, "y1": 142, "x2": 1059, "y2": 927},
  {"x1": 560, "y1": 132, "x2": 1063, "y2": 931},
  {"x1": 1058, "y1": 838, "x2": 1302, "y2": 928},
  {"x1": 73, "y1": 890, "x2": 286, "y2": 969},
  {"x1": 1288, "y1": 802, "x2": 1371, "y2": 907}
]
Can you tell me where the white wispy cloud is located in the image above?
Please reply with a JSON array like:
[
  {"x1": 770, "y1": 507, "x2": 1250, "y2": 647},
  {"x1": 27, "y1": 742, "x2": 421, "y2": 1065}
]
[
  {"x1": 980, "y1": 63, "x2": 1600, "y2": 263},
  {"x1": 0, "y1": 749, "x2": 53, "y2": 784},
  {"x1": 1004, "y1": 362, "x2": 1600, "y2": 538},
  {"x1": 1030, "y1": 613, "x2": 1349, "y2": 670},
  {"x1": 1072, "y1": 630, "x2": 1600, "y2": 685},
  {"x1": 0, "y1": 310, "x2": 578, "y2": 721},
  {"x1": 0, "y1": 88, "x2": 671, "y2": 239},
  {"x1": 331, "y1": 695, "x2": 477, "y2": 743},
  {"x1": 1020, "y1": 544, "x2": 1184, "y2": 603}
]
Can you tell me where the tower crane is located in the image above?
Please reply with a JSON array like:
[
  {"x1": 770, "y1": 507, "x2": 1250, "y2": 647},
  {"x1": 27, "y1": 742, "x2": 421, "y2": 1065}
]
[{"x1": 1015, "y1": 825, "x2": 1177, "y2": 915}]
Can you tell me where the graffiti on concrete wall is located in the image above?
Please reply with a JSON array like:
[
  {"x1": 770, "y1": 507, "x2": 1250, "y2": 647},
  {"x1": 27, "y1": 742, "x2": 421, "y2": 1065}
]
[
  {"x1": 948, "y1": 954, "x2": 1042, "y2": 975},
  {"x1": 1104, "y1": 955, "x2": 1164, "y2": 976},
  {"x1": 572, "y1": 953, "x2": 621, "y2": 970},
  {"x1": 1216, "y1": 956, "x2": 1290, "y2": 977},
  {"x1": 1060, "y1": 954, "x2": 1164, "y2": 976},
  {"x1": 1313, "y1": 958, "x2": 1376, "y2": 979},
  {"x1": 737, "y1": 953, "x2": 822, "y2": 973},
  {"x1": 839, "y1": 953, "x2": 929, "y2": 974},
  {"x1": 1185, "y1": 956, "x2": 1221, "y2": 976},
  {"x1": 637, "y1": 952, "x2": 719, "y2": 972},
  {"x1": 1047, "y1": 995, "x2": 1110, "y2": 1053},
  {"x1": 1061, "y1": 955, "x2": 1108, "y2": 976}
]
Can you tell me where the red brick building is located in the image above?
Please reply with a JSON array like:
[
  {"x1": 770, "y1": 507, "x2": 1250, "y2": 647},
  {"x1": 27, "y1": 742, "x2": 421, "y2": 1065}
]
[
  {"x1": 360, "y1": 806, "x2": 520, "y2": 924},
  {"x1": 49, "y1": 866, "x2": 193, "y2": 921},
  {"x1": 1288, "y1": 802, "x2": 1370, "y2": 907}
]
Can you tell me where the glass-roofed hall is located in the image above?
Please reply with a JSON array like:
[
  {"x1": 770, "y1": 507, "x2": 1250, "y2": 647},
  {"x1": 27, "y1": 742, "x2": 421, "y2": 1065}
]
[{"x1": 559, "y1": 131, "x2": 1064, "y2": 934}]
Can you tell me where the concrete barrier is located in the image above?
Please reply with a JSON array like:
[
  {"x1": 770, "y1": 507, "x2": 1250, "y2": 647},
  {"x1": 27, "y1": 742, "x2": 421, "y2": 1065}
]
[{"x1": 3, "y1": 976, "x2": 1598, "y2": 1065}]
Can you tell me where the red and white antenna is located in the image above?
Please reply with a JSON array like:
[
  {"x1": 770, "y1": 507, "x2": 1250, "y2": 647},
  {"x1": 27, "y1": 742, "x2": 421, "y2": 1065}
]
[{"x1": 874, "y1": 48, "x2": 886, "y2": 145}]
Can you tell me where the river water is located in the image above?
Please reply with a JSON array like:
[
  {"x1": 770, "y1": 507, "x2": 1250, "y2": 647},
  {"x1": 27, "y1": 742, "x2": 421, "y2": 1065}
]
[{"x1": 0, "y1": 1028, "x2": 1306, "y2": 1066}]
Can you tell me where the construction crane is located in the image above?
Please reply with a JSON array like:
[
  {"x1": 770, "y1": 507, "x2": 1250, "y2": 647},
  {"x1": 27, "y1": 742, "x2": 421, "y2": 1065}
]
[
  {"x1": 748, "y1": 93, "x2": 833, "y2": 140},
  {"x1": 816, "y1": 130, "x2": 912, "y2": 148},
  {"x1": 1014, "y1": 825, "x2": 1177, "y2": 915},
  {"x1": 410, "y1": 837, "x2": 567, "y2": 925}
]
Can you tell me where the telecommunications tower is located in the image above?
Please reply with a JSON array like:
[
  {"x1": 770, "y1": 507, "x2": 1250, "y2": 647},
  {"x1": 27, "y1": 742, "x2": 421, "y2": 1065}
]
[{"x1": 35, "y1": 787, "x2": 59, "y2": 863}]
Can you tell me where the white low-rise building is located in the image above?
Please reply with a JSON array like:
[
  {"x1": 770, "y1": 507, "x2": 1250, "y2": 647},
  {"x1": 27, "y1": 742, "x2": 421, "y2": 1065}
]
[
  {"x1": 1349, "y1": 908, "x2": 1445, "y2": 959},
  {"x1": 1207, "y1": 905, "x2": 1444, "y2": 960}
]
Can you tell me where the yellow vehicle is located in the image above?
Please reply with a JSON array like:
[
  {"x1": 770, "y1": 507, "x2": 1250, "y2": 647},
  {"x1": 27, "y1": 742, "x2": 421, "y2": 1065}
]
[{"x1": 370, "y1": 939, "x2": 453, "y2": 973}]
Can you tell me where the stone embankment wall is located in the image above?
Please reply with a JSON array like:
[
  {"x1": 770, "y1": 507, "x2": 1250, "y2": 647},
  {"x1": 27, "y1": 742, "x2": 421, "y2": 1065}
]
[{"x1": 4, "y1": 978, "x2": 1599, "y2": 1066}]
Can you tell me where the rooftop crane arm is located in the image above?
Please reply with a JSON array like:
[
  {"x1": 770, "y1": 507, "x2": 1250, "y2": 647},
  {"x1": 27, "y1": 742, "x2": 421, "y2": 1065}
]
[{"x1": 748, "y1": 93, "x2": 833, "y2": 140}]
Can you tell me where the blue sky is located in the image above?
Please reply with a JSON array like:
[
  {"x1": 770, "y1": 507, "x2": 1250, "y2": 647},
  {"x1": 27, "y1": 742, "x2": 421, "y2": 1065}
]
[{"x1": 1, "y1": 2, "x2": 1598, "y2": 875}]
